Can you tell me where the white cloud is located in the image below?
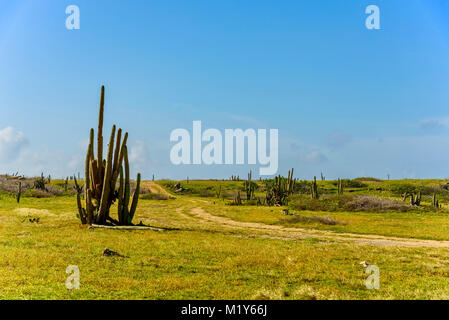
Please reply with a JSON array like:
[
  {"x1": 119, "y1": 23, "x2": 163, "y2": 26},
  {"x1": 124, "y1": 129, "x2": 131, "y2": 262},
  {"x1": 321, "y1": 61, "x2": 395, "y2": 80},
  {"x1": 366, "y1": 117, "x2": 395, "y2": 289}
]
[
  {"x1": 128, "y1": 140, "x2": 151, "y2": 174},
  {"x1": 301, "y1": 150, "x2": 328, "y2": 164},
  {"x1": 419, "y1": 117, "x2": 449, "y2": 131},
  {"x1": 325, "y1": 131, "x2": 352, "y2": 150},
  {"x1": 0, "y1": 127, "x2": 28, "y2": 163},
  {"x1": 68, "y1": 154, "x2": 84, "y2": 172}
]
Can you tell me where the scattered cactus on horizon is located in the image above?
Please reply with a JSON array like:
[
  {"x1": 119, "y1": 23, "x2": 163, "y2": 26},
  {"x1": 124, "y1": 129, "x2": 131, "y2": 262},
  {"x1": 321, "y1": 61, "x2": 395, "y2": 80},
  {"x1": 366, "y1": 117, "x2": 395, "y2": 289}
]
[
  {"x1": 337, "y1": 178, "x2": 344, "y2": 195},
  {"x1": 76, "y1": 86, "x2": 141, "y2": 226},
  {"x1": 231, "y1": 175, "x2": 240, "y2": 181},
  {"x1": 311, "y1": 176, "x2": 319, "y2": 199}
]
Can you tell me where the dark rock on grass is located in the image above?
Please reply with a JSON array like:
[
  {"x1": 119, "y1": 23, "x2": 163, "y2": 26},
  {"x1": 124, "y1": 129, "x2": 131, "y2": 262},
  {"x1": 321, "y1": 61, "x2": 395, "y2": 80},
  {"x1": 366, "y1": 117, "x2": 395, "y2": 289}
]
[{"x1": 102, "y1": 248, "x2": 126, "y2": 258}]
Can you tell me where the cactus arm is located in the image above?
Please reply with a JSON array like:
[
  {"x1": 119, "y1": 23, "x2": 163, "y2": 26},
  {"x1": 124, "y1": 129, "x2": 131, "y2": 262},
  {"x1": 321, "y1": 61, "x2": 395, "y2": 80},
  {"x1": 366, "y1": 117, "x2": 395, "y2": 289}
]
[
  {"x1": 111, "y1": 132, "x2": 128, "y2": 188},
  {"x1": 112, "y1": 128, "x2": 122, "y2": 178},
  {"x1": 117, "y1": 166, "x2": 124, "y2": 224},
  {"x1": 123, "y1": 145, "x2": 131, "y2": 222},
  {"x1": 86, "y1": 189, "x2": 93, "y2": 225},
  {"x1": 97, "y1": 125, "x2": 116, "y2": 224},
  {"x1": 85, "y1": 128, "x2": 94, "y2": 221},
  {"x1": 97, "y1": 86, "x2": 105, "y2": 176},
  {"x1": 129, "y1": 173, "x2": 141, "y2": 223}
]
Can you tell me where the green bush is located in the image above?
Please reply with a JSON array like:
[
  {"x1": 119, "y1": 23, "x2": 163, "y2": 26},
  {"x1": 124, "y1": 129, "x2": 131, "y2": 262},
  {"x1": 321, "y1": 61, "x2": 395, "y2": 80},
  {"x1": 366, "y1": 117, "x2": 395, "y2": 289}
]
[
  {"x1": 330, "y1": 179, "x2": 367, "y2": 189},
  {"x1": 389, "y1": 183, "x2": 418, "y2": 195}
]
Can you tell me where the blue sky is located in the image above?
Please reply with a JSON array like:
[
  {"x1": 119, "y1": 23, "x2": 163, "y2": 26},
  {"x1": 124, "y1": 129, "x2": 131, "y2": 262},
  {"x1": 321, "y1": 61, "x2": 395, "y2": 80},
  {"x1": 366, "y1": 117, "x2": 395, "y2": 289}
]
[{"x1": 1, "y1": 0, "x2": 449, "y2": 180}]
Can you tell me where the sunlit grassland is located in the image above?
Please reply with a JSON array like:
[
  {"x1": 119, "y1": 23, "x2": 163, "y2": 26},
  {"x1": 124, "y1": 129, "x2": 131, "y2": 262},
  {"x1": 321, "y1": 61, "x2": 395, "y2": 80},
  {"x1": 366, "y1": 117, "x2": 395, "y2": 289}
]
[{"x1": 1, "y1": 189, "x2": 449, "y2": 300}]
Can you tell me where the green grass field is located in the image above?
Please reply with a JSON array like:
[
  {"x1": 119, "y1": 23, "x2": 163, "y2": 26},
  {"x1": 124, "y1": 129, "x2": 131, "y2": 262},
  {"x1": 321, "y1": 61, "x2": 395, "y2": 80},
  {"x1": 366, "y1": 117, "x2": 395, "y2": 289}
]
[{"x1": 1, "y1": 177, "x2": 449, "y2": 299}]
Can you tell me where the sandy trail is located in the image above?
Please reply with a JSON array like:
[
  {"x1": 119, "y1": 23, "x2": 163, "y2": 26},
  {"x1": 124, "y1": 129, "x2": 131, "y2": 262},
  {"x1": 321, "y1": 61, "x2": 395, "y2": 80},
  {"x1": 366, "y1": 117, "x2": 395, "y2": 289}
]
[
  {"x1": 189, "y1": 204, "x2": 449, "y2": 248},
  {"x1": 141, "y1": 181, "x2": 172, "y2": 197}
]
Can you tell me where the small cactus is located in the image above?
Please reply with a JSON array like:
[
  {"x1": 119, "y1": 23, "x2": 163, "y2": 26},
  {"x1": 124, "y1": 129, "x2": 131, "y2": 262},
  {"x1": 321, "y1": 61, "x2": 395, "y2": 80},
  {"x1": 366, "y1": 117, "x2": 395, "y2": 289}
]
[
  {"x1": 432, "y1": 193, "x2": 440, "y2": 209},
  {"x1": 311, "y1": 176, "x2": 319, "y2": 199},
  {"x1": 16, "y1": 182, "x2": 22, "y2": 204},
  {"x1": 216, "y1": 185, "x2": 222, "y2": 199},
  {"x1": 337, "y1": 178, "x2": 344, "y2": 195},
  {"x1": 233, "y1": 191, "x2": 242, "y2": 205}
]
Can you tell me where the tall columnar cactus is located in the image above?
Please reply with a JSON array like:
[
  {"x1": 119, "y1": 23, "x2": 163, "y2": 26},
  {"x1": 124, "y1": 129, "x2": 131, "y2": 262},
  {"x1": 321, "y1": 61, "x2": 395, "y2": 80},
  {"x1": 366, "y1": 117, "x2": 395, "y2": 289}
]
[
  {"x1": 432, "y1": 193, "x2": 440, "y2": 209},
  {"x1": 286, "y1": 168, "x2": 295, "y2": 195},
  {"x1": 16, "y1": 181, "x2": 22, "y2": 204},
  {"x1": 76, "y1": 86, "x2": 141, "y2": 226},
  {"x1": 337, "y1": 178, "x2": 344, "y2": 195},
  {"x1": 216, "y1": 185, "x2": 222, "y2": 199},
  {"x1": 311, "y1": 176, "x2": 319, "y2": 199},
  {"x1": 243, "y1": 170, "x2": 257, "y2": 200}
]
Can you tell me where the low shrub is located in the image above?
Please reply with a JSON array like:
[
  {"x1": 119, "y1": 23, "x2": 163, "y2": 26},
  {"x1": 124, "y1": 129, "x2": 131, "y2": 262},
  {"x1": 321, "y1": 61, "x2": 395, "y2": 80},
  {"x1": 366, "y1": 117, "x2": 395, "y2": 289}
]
[
  {"x1": 289, "y1": 194, "x2": 412, "y2": 212},
  {"x1": 332, "y1": 179, "x2": 367, "y2": 188},
  {"x1": 293, "y1": 181, "x2": 312, "y2": 194},
  {"x1": 354, "y1": 177, "x2": 383, "y2": 182},
  {"x1": 280, "y1": 215, "x2": 343, "y2": 226}
]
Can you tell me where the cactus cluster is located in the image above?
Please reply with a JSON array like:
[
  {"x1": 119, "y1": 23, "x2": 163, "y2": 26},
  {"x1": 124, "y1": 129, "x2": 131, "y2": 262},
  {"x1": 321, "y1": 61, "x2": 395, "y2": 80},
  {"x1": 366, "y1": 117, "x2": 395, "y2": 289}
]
[
  {"x1": 265, "y1": 168, "x2": 296, "y2": 206},
  {"x1": 403, "y1": 191, "x2": 421, "y2": 206},
  {"x1": 76, "y1": 86, "x2": 141, "y2": 226},
  {"x1": 34, "y1": 173, "x2": 47, "y2": 191}
]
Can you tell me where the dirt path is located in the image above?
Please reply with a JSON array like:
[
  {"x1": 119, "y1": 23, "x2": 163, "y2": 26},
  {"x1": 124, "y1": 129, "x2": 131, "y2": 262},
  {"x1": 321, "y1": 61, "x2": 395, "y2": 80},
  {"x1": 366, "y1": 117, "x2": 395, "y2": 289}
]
[
  {"x1": 141, "y1": 181, "x2": 172, "y2": 197},
  {"x1": 189, "y1": 205, "x2": 449, "y2": 248}
]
